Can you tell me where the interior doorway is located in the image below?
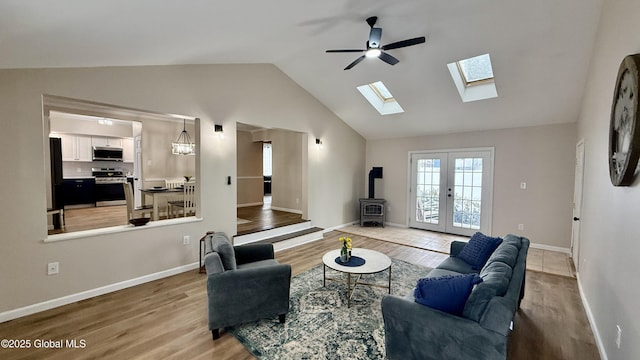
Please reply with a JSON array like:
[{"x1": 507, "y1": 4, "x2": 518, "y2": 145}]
[
  {"x1": 409, "y1": 149, "x2": 494, "y2": 237},
  {"x1": 236, "y1": 123, "x2": 308, "y2": 235},
  {"x1": 263, "y1": 142, "x2": 272, "y2": 208}
]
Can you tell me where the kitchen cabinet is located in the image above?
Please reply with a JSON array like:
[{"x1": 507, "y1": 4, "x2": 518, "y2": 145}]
[
  {"x1": 60, "y1": 134, "x2": 92, "y2": 162},
  {"x1": 62, "y1": 178, "x2": 95, "y2": 206},
  {"x1": 92, "y1": 136, "x2": 123, "y2": 148},
  {"x1": 122, "y1": 138, "x2": 134, "y2": 162}
]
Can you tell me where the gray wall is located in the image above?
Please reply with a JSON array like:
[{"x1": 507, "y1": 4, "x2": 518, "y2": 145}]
[
  {"x1": 574, "y1": 0, "x2": 640, "y2": 358},
  {"x1": 366, "y1": 123, "x2": 577, "y2": 249},
  {"x1": 271, "y1": 129, "x2": 304, "y2": 213},
  {"x1": 0, "y1": 64, "x2": 365, "y2": 314}
]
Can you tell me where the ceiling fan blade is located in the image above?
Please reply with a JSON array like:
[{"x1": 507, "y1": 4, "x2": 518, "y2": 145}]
[
  {"x1": 379, "y1": 51, "x2": 399, "y2": 66},
  {"x1": 381, "y1": 36, "x2": 426, "y2": 51},
  {"x1": 344, "y1": 55, "x2": 366, "y2": 70},
  {"x1": 368, "y1": 27, "x2": 382, "y2": 48},
  {"x1": 326, "y1": 49, "x2": 365, "y2": 53}
]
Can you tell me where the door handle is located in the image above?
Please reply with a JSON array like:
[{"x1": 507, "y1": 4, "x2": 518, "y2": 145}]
[{"x1": 573, "y1": 217, "x2": 580, "y2": 221}]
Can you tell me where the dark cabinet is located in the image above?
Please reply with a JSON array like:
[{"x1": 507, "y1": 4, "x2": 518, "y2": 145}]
[{"x1": 62, "y1": 178, "x2": 95, "y2": 206}]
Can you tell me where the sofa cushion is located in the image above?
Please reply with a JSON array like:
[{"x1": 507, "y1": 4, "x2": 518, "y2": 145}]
[
  {"x1": 502, "y1": 234, "x2": 523, "y2": 250},
  {"x1": 463, "y1": 261, "x2": 513, "y2": 321},
  {"x1": 237, "y1": 259, "x2": 279, "y2": 270},
  {"x1": 414, "y1": 274, "x2": 483, "y2": 316},
  {"x1": 457, "y1": 232, "x2": 503, "y2": 270},
  {"x1": 486, "y1": 243, "x2": 519, "y2": 268},
  {"x1": 211, "y1": 233, "x2": 237, "y2": 270},
  {"x1": 436, "y1": 256, "x2": 478, "y2": 274},
  {"x1": 427, "y1": 268, "x2": 469, "y2": 278},
  {"x1": 479, "y1": 262, "x2": 513, "y2": 296}
]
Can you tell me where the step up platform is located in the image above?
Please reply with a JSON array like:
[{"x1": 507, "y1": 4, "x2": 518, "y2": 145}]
[{"x1": 233, "y1": 221, "x2": 324, "y2": 252}]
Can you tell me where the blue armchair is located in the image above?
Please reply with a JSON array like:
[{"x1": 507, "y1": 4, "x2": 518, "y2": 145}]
[{"x1": 203, "y1": 232, "x2": 291, "y2": 340}]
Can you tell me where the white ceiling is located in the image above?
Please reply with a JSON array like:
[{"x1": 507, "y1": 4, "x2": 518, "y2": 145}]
[{"x1": 0, "y1": 0, "x2": 603, "y2": 139}]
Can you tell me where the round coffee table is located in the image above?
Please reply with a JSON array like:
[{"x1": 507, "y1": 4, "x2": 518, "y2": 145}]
[{"x1": 322, "y1": 248, "x2": 392, "y2": 307}]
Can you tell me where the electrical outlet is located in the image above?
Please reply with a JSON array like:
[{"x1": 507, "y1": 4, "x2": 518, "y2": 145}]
[
  {"x1": 520, "y1": 182, "x2": 527, "y2": 190},
  {"x1": 47, "y1": 262, "x2": 59, "y2": 275},
  {"x1": 518, "y1": 224, "x2": 524, "y2": 231},
  {"x1": 616, "y1": 325, "x2": 622, "y2": 349},
  {"x1": 183, "y1": 235, "x2": 190, "y2": 245}
]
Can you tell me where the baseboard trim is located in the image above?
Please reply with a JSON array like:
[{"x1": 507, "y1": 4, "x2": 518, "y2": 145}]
[
  {"x1": 0, "y1": 262, "x2": 199, "y2": 324},
  {"x1": 576, "y1": 272, "x2": 608, "y2": 360},
  {"x1": 530, "y1": 242, "x2": 570, "y2": 254}
]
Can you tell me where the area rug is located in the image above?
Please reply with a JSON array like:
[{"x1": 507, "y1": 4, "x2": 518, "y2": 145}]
[{"x1": 228, "y1": 258, "x2": 432, "y2": 359}]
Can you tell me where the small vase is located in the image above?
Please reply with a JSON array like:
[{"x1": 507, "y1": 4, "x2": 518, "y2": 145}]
[{"x1": 340, "y1": 246, "x2": 349, "y2": 263}]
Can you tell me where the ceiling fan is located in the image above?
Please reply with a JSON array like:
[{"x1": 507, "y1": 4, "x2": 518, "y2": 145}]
[{"x1": 325, "y1": 16, "x2": 426, "y2": 70}]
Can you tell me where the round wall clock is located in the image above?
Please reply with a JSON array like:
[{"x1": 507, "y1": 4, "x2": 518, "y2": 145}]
[{"x1": 609, "y1": 54, "x2": 640, "y2": 186}]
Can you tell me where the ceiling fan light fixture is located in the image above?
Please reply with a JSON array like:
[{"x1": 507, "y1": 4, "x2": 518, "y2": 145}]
[{"x1": 366, "y1": 49, "x2": 382, "y2": 58}]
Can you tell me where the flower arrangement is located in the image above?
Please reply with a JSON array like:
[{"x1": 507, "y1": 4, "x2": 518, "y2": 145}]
[{"x1": 339, "y1": 236, "x2": 352, "y2": 262}]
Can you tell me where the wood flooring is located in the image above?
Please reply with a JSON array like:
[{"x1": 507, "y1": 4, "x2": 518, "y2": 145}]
[
  {"x1": 0, "y1": 230, "x2": 599, "y2": 360},
  {"x1": 236, "y1": 205, "x2": 305, "y2": 236},
  {"x1": 49, "y1": 201, "x2": 304, "y2": 237}
]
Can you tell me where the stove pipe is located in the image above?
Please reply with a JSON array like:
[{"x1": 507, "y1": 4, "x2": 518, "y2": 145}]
[{"x1": 368, "y1": 167, "x2": 383, "y2": 199}]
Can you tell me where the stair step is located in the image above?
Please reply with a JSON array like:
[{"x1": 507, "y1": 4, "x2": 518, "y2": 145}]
[
  {"x1": 233, "y1": 221, "x2": 311, "y2": 246},
  {"x1": 253, "y1": 227, "x2": 324, "y2": 245}
]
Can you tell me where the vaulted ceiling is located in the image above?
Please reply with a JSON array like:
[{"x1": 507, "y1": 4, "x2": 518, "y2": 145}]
[{"x1": 0, "y1": 0, "x2": 603, "y2": 139}]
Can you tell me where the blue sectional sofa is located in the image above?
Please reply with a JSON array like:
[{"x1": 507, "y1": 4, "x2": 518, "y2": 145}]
[{"x1": 382, "y1": 234, "x2": 530, "y2": 360}]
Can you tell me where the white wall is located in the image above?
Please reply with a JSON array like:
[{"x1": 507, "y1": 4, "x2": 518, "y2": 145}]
[
  {"x1": 0, "y1": 64, "x2": 365, "y2": 315},
  {"x1": 366, "y1": 123, "x2": 576, "y2": 249},
  {"x1": 574, "y1": 0, "x2": 640, "y2": 358}
]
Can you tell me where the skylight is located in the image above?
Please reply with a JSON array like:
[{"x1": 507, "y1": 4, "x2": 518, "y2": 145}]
[
  {"x1": 447, "y1": 53, "x2": 498, "y2": 102},
  {"x1": 357, "y1": 81, "x2": 404, "y2": 115},
  {"x1": 457, "y1": 54, "x2": 494, "y2": 85}
]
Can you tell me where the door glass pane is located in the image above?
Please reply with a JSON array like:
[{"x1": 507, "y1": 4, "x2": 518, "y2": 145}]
[
  {"x1": 415, "y1": 158, "x2": 440, "y2": 224},
  {"x1": 452, "y1": 157, "x2": 483, "y2": 229}
]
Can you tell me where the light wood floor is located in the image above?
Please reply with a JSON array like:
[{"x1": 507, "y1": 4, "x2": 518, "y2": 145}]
[
  {"x1": 0, "y1": 231, "x2": 598, "y2": 360},
  {"x1": 340, "y1": 225, "x2": 576, "y2": 278}
]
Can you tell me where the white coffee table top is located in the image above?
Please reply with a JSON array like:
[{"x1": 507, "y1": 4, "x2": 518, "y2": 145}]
[{"x1": 322, "y1": 248, "x2": 391, "y2": 274}]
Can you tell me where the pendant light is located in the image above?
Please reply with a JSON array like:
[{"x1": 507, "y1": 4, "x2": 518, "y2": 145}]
[{"x1": 171, "y1": 119, "x2": 196, "y2": 155}]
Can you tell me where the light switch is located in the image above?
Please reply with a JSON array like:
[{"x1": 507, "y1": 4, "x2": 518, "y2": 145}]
[{"x1": 520, "y1": 182, "x2": 527, "y2": 190}]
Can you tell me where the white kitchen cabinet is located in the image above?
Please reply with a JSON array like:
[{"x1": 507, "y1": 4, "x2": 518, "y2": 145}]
[
  {"x1": 77, "y1": 136, "x2": 93, "y2": 161},
  {"x1": 122, "y1": 138, "x2": 134, "y2": 162},
  {"x1": 92, "y1": 136, "x2": 123, "y2": 148},
  {"x1": 60, "y1": 134, "x2": 92, "y2": 161}
]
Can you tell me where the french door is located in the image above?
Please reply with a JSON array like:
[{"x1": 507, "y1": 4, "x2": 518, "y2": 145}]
[{"x1": 409, "y1": 149, "x2": 494, "y2": 236}]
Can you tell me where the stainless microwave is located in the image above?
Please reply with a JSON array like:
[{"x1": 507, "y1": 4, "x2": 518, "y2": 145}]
[{"x1": 92, "y1": 146, "x2": 123, "y2": 161}]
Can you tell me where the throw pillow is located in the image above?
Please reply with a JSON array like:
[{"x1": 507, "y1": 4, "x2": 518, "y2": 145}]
[
  {"x1": 414, "y1": 274, "x2": 483, "y2": 316},
  {"x1": 457, "y1": 232, "x2": 503, "y2": 270}
]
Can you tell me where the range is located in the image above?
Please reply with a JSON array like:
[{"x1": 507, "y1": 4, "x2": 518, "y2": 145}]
[{"x1": 92, "y1": 168, "x2": 130, "y2": 207}]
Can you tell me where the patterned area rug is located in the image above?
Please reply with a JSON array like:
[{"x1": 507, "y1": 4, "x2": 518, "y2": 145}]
[{"x1": 229, "y1": 258, "x2": 432, "y2": 359}]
